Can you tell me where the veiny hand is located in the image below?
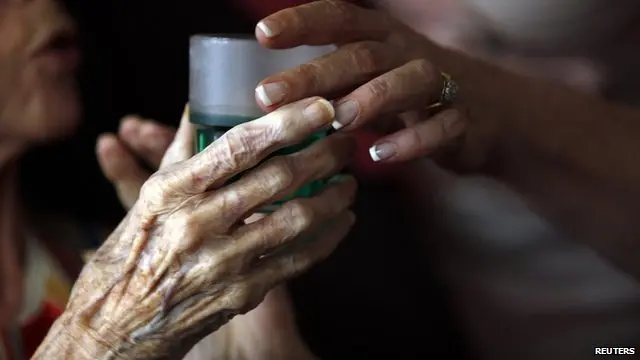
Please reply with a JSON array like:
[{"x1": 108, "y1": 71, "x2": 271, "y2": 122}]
[
  {"x1": 35, "y1": 97, "x2": 356, "y2": 360},
  {"x1": 97, "y1": 108, "x2": 319, "y2": 360},
  {"x1": 254, "y1": 0, "x2": 469, "y2": 165}
]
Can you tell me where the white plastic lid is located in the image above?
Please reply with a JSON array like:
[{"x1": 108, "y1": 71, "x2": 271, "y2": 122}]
[{"x1": 189, "y1": 35, "x2": 335, "y2": 126}]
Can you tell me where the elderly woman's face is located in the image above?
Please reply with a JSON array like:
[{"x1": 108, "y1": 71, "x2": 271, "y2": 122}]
[{"x1": 0, "y1": 0, "x2": 80, "y2": 141}]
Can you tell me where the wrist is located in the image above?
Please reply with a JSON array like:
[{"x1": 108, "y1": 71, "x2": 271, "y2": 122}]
[
  {"x1": 33, "y1": 310, "x2": 178, "y2": 360},
  {"x1": 32, "y1": 312, "x2": 120, "y2": 360}
]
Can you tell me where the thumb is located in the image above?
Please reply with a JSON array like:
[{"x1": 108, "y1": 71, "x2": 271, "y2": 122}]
[
  {"x1": 96, "y1": 134, "x2": 151, "y2": 209},
  {"x1": 160, "y1": 104, "x2": 195, "y2": 168}
]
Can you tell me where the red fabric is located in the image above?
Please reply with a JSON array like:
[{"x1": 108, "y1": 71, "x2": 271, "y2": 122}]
[
  {"x1": 21, "y1": 302, "x2": 64, "y2": 358},
  {"x1": 3, "y1": 246, "x2": 80, "y2": 360}
]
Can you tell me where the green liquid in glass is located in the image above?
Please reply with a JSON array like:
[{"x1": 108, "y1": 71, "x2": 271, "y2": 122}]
[{"x1": 191, "y1": 112, "x2": 328, "y2": 211}]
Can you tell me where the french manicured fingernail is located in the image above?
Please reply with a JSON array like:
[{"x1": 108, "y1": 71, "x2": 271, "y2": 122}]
[
  {"x1": 255, "y1": 82, "x2": 288, "y2": 106},
  {"x1": 257, "y1": 20, "x2": 280, "y2": 38},
  {"x1": 332, "y1": 100, "x2": 359, "y2": 130},
  {"x1": 369, "y1": 142, "x2": 397, "y2": 162},
  {"x1": 303, "y1": 99, "x2": 335, "y2": 125}
]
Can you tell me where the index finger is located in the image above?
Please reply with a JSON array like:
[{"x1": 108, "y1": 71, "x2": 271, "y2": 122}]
[
  {"x1": 255, "y1": 0, "x2": 392, "y2": 48},
  {"x1": 153, "y1": 97, "x2": 335, "y2": 196}
]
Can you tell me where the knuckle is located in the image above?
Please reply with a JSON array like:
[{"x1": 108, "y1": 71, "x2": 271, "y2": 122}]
[
  {"x1": 313, "y1": 150, "x2": 338, "y2": 177},
  {"x1": 228, "y1": 285, "x2": 254, "y2": 313},
  {"x1": 350, "y1": 42, "x2": 383, "y2": 75},
  {"x1": 211, "y1": 122, "x2": 281, "y2": 174},
  {"x1": 216, "y1": 190, "x2": 242, "y2": 214},
  {"x1": 251, "y1": 112, "x2": 290, "y2": 147},
  {"x1": 230, "y1": 281, "x2": 268, "y2": 315},
  {"x1": 138, "y1": 176, "x2": 156, "y2": 200},
  {"x1": 171, "y1": 209, "x2": 202, "y2": 234},
  {"x1": 162, "y1": 212, "x2": 204, "y2": 249},
  {"x1": 263, "y1": 156, "x2": 296, "y2": 191},
  {"x1": 285, "y1": 6, "x2": 307, "y2": 32},
  {"x1": 365, "y1": 76, "x2": 391, "y2": 102},
  {"x1": 286, "y1": 199, "x2": 316, "y2": 230},
  {"x1": 325, "y1": 0, "x2": 356, "y2": 24},
  {"x1": 139, "y1": 172, "x2": 169, "y2": 202},
  {"x1": 293, "y1": 62, "x2": 323, "y2": 93},
  {"x1": 234, "y1": 285, "x2": 252, "y2": 305},
  {"x1": 412, "y1": 58, "x2": 436, "y2": 78},
  {"x1": 410, "y1": 58, "x2": 439, "y2": 88},
  {"x1": 217, "y1": 127, "x2": 256, "y2": 167},
  {"x1": 287, "y1": 253, "x2": 312, "y2": 277},
  {"x1": 405, "y1": 126, "x2": 428, "y2": 150},
  {"x1": 306, "y1": 147, "x2": 338, "y2": 179}
]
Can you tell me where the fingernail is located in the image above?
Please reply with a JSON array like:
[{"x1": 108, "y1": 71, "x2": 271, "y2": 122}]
[
  {"x1": 255, "y1": 82, "x2": 288, "y2": 106},
  {"x1": 303, "y1": 99, "x2": 335, "y2": 125},
  {"x1": 369, "y1": 142, "x2": 397, "y2": 162},
  {"x1": 257, "y1": 20, "x2": 280, "y2": 38},
  {"x1": 332, "y1": 100, "x2": 359, "y2": 130}
]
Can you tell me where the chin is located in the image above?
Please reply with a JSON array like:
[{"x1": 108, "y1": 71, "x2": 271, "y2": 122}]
[
  {"x1": 17, "y1": 81, "x2": 82, "y2": 143},
  {"x1": 32, "y1": 105, "x2": 81, "y2": 142}
]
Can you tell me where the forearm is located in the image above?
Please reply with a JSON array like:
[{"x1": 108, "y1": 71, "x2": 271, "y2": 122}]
[{"x1": 425, "y1": 43, "x2": 640, "y2": 278}]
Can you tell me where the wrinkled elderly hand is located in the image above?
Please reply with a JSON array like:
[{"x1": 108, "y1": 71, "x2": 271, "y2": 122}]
[
  {"x1": 98, "y1": 109, "x2": 318, "y2": 360},
  {"x1": 34, "y1": 97, "x2": 357, "y2": 360},
  {"x1": 254, "y1": 0, "x2": 469, "y2": 165}
]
